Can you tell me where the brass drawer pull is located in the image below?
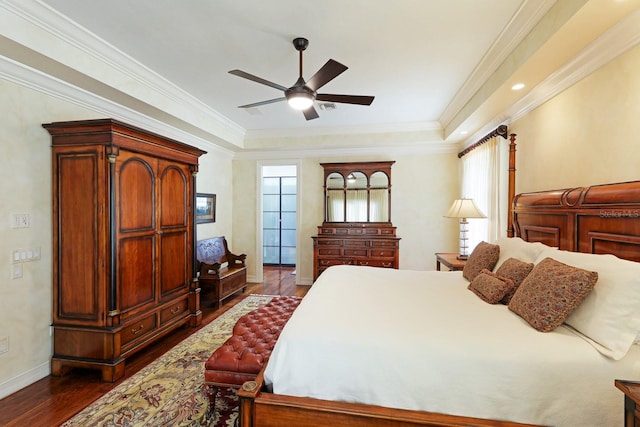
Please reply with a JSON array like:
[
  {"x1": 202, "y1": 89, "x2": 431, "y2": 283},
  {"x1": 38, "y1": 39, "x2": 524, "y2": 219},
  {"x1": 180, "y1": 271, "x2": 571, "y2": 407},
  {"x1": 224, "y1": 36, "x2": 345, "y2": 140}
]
[
  {"x1": 171, "y1": 306, "x2": 181, "y2": 315},
  {"x1": 131, "y1": 324, "x2": 145, "y2": 335}
]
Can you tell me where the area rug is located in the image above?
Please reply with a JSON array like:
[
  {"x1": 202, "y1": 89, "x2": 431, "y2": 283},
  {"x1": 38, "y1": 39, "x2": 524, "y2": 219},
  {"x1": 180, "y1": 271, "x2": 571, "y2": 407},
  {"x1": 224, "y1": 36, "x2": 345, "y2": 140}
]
[{"x1": 60, "y1": 294, "x2": 274, "y2": 427}]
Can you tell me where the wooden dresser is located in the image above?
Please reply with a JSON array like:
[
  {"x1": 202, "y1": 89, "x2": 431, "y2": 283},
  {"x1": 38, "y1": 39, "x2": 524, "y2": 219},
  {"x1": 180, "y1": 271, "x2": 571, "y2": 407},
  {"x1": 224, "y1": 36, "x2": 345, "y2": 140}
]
[
  {"x1": 44, "y1": 119, "x2": 205, "y2": 382},
  {"x1": 312, "y1": 161, "x2": 400, "y2": 280},
  {"x1": 313, "y1": 223, "x2": 400, "y2": 280}
]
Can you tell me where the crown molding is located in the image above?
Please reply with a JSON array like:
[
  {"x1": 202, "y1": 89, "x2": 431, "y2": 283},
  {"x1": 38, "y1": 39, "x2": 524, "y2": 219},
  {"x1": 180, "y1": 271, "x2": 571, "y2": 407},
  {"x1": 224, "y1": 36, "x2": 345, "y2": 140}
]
[
  {"x1": 234, "y1": 140, "x2": 458, "y2": 161},
  {"x1": 455, "y1": 7, "x2": 640, "y2": 150},
  {"x1": 1, "y1": 0, "x2": 245, "y2": 147},
  {"x1": 439, "y1": 0, "x2": 557, "y2": 129},
  {"x1": 0, "y1": 53, "x2": 235, "y2": 158},
  {"x1": 244, "y1": 120, "x2": 442, "y2": 141},
  {"x1": 507, "y1": 7, "x2": 640, "y2": 124}
]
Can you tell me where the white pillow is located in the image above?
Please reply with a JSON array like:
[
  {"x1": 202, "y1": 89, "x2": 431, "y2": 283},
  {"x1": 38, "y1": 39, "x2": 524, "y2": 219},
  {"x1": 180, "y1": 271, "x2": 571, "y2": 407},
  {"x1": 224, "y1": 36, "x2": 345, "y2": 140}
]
[
  {"x1": 492, "y1": 237, "x2": 552, "y2": 271},
  {"x1": 534, "y1": 247, "x2": 640, "y2": 360}
]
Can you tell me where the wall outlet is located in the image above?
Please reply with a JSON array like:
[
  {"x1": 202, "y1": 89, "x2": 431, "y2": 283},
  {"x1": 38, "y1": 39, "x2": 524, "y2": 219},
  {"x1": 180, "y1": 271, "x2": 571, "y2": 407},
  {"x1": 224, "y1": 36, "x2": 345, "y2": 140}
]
[
  {"x1": 0, "y1": 336, "x2": 8, "y2": 355},
  {"x1": 11, "y1": 214, "x2": 29, "y2": 228},
  {"x1": 11, "y1": 264, "x2": 22, "y2": 279}
]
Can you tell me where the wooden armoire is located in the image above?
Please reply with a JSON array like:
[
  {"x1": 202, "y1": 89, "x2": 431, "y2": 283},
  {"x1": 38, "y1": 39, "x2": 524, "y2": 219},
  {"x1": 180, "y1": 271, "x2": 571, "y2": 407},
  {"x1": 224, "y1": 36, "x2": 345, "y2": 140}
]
[{"x1": 44, "y1": 119, "x2": 206, "y2": 382}]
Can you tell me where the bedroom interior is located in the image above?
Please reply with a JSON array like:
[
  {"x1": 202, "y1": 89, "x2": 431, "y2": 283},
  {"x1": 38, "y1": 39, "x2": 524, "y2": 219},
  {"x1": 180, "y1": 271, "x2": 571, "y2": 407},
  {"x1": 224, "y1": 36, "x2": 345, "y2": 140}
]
[{"x1": 1, "y1": 0, "x2": 640, "y2": 425}]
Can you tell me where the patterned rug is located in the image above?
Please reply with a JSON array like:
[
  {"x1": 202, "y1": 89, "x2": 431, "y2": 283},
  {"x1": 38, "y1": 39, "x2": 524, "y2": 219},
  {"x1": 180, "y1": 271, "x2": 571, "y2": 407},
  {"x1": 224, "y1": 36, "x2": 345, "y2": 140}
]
[{"x1": 60, "y1": 295, "x2": 274, "y2": 427}]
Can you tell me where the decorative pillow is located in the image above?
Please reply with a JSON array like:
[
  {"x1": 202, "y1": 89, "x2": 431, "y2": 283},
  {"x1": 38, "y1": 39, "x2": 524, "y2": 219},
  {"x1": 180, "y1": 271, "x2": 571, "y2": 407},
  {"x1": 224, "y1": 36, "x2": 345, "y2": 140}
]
[
  {"x1": 462, "y1": 241, "x2": 500, "y2": 282},
  {"x1": 495, "y1": 257, "x2": 534, "y2": 304},
  {"x1": 492, "y1": 236, "x2": 553, "y2": 271},
  {"x1": 468, "y1": 269, "x2": 515, "y2": 304},
  {"x1": 534, "y1": 247, "x2": 640, "y2": 360},
  {"x1": 508, "y1": 257, "x2": 598, "y2": 332}
]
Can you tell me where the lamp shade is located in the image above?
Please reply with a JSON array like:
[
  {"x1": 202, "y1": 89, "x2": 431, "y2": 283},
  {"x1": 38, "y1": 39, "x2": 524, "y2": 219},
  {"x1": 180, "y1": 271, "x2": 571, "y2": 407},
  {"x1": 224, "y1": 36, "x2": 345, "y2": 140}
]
[{"x1": 444, "y1": 198, "x2": 486, "y2": 219}]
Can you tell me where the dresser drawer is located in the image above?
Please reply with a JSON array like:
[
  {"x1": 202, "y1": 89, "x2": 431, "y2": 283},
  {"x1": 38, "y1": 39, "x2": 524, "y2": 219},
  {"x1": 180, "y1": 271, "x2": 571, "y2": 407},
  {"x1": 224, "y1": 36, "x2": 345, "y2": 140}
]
[
  {"x1": 160, "y1": 298, "x2": 188, "y2": 326},
  {"x1": 347, "y1": 228, "x2": 365, "y2": 235},
  {"x1": 370, "y1": 239, "x2": 398, "y2": 248},
  {"x1": 356, "y1": 259, "x2": 395, "y2": 268},
  {"x1": 316, "y1": 239, "x2": 343, "y2": 247},
  {"x1": 344, "y1": 248, "x2": 367, "y2": 257},
  {"x1": 319, "y1": 258, "x2": 353, "y2": 268},
  {"x1": 318, "y1": 248, "x2": 341, "y2": 256},
  {"x1": 121, "y1": 313, "x2": 157, "y2": 346},
  {"x1": 369, "y1": 248, "x2": 396, "y2": 258},
  {"x1": 343, "y1": 239, "x2": 368, "y2": 248}
]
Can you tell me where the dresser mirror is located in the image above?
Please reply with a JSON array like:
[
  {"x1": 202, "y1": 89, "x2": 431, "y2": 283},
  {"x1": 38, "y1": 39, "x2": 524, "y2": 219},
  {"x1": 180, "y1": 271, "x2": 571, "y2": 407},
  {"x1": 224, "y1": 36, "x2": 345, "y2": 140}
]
[
  {"x1": 322, "y1": 161, "x2": 394, "y2": 223},
  {"x1": 314, "y1": 161, "x2": 398, "y2": 279}
]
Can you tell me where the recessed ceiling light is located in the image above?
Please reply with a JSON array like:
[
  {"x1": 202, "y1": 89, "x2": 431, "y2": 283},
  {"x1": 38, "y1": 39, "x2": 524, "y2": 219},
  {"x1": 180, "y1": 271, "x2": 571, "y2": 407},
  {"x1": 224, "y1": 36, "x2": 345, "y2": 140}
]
[
  {"x1": 511, "y1": 83, "x2": 525, "y2": 91},
  {"x1": 460, "y1": 131, "x2": 468, "y2": 135}
]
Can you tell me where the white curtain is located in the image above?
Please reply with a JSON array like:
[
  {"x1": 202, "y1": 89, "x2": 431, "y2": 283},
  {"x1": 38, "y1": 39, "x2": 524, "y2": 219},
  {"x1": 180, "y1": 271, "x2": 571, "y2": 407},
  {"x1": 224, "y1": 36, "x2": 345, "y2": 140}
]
[
  {"x1": 461, "y1": 137, "x2": 509, "y2": 251},
  {"x1": 326, "y1": 190, "x2": 344, "y2": 221},
  {"x1": 369, "y1": 189, "x2": 388, "y2": 221},
  {"x1": 346, "y1": 189, "x2": 368, "y2": 221}
]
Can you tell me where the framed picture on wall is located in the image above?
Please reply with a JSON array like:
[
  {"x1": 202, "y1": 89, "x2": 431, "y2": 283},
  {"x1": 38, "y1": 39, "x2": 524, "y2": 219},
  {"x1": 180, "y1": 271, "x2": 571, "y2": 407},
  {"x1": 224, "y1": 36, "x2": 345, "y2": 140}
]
[{"x1": 196, "y1": 193, "x2": 216, "y2": 223}]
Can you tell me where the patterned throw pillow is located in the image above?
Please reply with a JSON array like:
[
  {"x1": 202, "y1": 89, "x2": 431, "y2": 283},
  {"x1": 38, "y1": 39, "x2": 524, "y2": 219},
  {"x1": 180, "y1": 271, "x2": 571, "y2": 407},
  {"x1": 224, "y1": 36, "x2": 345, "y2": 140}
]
[
  {"x1": 508, "y1": 257, "x2": 598, "y2": 332},
  {"x1": 468, "y1": 269, "x2": 515, "y2": 304},
  {"x1": 495, "y1": 258, "x2": 534, "y2": 304},
  {"x1": 462, "y1": 241, "x2": 500, "y2": 281}
]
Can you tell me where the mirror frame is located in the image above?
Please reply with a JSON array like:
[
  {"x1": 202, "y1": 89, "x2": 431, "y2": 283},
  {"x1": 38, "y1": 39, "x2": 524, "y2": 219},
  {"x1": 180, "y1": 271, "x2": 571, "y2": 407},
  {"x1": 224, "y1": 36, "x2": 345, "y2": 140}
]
[{"x1": 321, "y1": 161, "x2": 395, "y2": 223}]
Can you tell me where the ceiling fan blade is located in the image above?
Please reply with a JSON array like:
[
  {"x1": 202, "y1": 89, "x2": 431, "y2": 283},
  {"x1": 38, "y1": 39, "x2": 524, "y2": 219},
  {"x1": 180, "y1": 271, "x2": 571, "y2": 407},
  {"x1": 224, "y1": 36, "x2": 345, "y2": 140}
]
[
  {"x1": 306, "y1": 59, "x2": 348, "y2": 91},
  {"x1": 238, "y1": 97, "x2": 286, "y2": 109},
  {"x1": 229, "y1": 70, "x2": 288, "y2": 92},
  {"x1": 316, "y1": 94, "x2": 375, "y2": 105},
  {"x1": 303, "y1": 106, "x2": 319, "y2": 120}
]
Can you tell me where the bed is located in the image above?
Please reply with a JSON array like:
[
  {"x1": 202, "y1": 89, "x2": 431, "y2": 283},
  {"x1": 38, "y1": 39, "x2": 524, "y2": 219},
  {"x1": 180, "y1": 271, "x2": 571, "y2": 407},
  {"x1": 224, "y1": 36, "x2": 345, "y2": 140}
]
[{"x1": 238, "y1": 180, "x2": 640, "y2": 427}]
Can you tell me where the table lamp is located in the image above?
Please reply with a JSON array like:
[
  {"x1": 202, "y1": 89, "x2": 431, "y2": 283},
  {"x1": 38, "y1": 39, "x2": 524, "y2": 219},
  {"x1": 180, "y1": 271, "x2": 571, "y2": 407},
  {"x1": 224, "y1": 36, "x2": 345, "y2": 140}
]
[{"x1": 444, "y1": 198, "x2": 486, "y2": 260}]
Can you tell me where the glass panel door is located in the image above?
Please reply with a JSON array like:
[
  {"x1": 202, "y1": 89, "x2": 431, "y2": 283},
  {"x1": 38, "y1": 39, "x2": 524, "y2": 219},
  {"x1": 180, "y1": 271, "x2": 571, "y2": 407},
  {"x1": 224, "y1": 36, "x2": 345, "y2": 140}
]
[{"x1": 262, "y1": 166, "x2": 297, "y2": 266}]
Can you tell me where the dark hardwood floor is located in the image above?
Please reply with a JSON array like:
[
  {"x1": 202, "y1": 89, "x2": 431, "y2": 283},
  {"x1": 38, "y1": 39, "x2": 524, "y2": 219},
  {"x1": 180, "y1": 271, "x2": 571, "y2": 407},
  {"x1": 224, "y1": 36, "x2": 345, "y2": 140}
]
[{"x1": 0, "y1": 266, "x2": 306, "y2": 427}]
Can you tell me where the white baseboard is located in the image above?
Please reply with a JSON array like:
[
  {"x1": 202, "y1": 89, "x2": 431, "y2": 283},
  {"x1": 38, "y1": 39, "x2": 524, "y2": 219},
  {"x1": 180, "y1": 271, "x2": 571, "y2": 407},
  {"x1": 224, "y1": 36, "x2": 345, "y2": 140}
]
[{"x1": 0, "y1": 361, "x2": 50, "y2": 400}]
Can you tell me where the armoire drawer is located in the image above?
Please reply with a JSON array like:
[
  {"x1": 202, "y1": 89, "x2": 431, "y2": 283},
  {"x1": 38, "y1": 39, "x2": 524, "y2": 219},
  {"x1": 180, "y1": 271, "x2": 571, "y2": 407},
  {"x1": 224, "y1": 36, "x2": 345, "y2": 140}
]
[
  {"x1": 121, "y1": 313, "x2": 157, "y2": 346},
  {"x1": 160, "y1": 298, "x2": 188, "y2": 326}
]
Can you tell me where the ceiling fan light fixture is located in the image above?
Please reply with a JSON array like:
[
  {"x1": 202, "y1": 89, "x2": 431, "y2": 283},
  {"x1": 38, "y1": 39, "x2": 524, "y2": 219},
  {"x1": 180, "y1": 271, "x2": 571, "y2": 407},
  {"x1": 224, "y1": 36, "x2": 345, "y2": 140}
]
[
  {"x1": 285, "y1": 84, "x2": 315, "y2": 110},
  {"x1": 287, "y1": 93, "x2": 314, "y2": 110}
]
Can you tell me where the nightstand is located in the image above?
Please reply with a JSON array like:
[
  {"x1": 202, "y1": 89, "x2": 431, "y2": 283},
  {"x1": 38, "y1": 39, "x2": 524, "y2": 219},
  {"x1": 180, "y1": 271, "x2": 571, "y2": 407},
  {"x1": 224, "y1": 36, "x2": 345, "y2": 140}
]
[
  {"x1": 615, "y1": 379, "x2": 640, "y2": 426},
  {"x1": 435, "y1": 252, "x2": 466, "y2": 271}
]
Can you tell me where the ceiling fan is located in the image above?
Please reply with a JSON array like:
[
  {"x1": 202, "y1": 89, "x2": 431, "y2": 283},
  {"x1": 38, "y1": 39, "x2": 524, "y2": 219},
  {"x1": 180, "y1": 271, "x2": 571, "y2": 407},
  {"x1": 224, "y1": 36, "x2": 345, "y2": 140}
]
[{"x1": 229, "y1": 37, "x2": 375, "y2": 120}]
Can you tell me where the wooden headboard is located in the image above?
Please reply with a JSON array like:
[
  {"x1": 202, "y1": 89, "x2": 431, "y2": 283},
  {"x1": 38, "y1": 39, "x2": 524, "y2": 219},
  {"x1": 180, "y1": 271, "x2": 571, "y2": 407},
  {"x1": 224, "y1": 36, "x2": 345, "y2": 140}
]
[{"x1": 513, "y1": 180, "x2": 640, "y2": 262}]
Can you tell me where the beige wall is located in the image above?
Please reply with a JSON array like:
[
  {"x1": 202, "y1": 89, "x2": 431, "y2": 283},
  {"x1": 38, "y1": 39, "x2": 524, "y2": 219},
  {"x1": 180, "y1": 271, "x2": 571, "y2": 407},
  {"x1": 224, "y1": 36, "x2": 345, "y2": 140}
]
[
  {"x1": 0, "y1": 78, "x2": 233, "y2": 397},
  {"x1": 0, "y1": 79, "x2": 101, "y2": 393},
  {"x1": 512, "y1": 43, "x2": 640, "y2": 193},
  {"x1": 233, "y1": 150, "x2": 460, "y2": 285}
]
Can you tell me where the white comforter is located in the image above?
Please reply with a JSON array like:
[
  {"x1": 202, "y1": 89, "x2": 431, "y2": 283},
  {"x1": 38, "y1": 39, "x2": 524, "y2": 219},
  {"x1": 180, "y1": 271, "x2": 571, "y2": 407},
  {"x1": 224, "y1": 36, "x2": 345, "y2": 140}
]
[{"x1": 264, "y1": 265, "x2": 640, "y2": 426}]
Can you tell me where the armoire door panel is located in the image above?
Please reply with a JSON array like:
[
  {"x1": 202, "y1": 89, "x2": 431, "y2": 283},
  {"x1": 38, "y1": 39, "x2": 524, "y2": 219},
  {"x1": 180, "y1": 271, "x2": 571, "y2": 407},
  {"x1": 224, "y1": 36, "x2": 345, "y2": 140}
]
[
  {"x1": 117, "y1": 154, "x2": 155, "y2": 232},
  {"x1": 160, "y1": 231, "x2": 189, "y2": 297},
  {"x1": 56, "y1": 151, "x2": 103, "y2": 322},
  {"x1": 118, "y1": 236, "x2": 155, "y2": 313},
  {"x1": 159, "y1": 163, "x2": 189, "y2": 228}
]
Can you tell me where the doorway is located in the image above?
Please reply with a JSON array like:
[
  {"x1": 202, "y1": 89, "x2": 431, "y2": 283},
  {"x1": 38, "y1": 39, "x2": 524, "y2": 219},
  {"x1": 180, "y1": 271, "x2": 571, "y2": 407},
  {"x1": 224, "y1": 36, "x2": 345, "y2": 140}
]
[{"x1": 262, "y1": 165, "x2": 297, "y2": 267}]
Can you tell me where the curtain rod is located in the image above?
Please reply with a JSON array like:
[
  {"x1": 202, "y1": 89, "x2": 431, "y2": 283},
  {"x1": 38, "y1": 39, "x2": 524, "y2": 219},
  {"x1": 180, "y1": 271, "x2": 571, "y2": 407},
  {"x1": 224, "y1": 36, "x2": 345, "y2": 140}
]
[{"x1": 457, "y1": 124, "x2": 509, "y2": 158}]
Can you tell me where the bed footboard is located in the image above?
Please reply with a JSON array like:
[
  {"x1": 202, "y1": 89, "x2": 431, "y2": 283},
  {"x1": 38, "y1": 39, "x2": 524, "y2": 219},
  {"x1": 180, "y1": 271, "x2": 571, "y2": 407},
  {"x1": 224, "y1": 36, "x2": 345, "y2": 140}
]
[{"x1": 238, "y1": 372, "x2": 539, "y2": 427}]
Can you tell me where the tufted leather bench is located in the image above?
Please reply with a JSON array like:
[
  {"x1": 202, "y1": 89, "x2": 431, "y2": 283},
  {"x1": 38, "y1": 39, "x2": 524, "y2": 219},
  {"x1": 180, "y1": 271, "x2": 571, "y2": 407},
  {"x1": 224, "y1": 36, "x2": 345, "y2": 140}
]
[{"x1": 204, "y1": 296, "x2": 302, "y2": 416}]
